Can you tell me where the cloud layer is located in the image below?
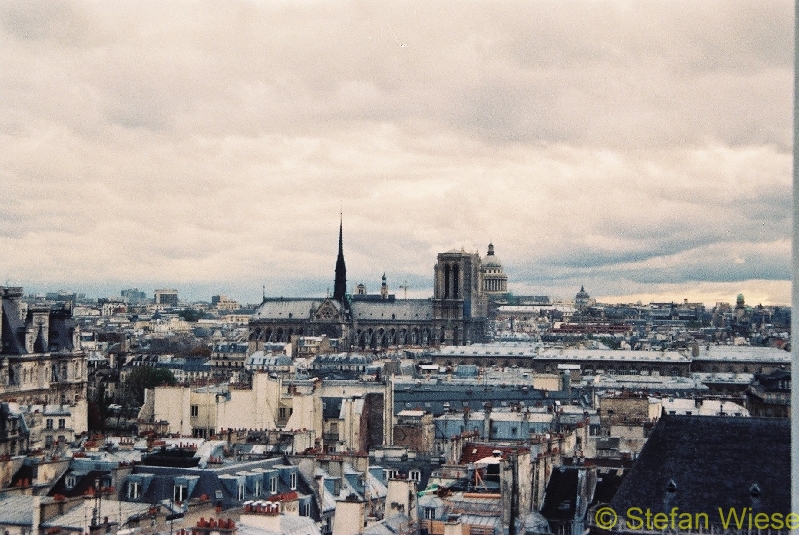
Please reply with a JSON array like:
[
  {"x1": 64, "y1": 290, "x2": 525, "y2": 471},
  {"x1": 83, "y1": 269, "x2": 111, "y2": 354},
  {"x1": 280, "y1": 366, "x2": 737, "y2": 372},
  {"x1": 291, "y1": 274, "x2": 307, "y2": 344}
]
[{"x1": 0, "y1": 0, "x2": 792, "y2": 306}]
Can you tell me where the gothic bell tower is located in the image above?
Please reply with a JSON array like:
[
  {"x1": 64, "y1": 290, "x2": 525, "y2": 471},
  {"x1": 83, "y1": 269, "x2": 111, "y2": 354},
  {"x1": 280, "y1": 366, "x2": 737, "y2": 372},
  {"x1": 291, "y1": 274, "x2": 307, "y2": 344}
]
[{"x1": 333, "y1": 215, "x2": 347, "y2": 303}]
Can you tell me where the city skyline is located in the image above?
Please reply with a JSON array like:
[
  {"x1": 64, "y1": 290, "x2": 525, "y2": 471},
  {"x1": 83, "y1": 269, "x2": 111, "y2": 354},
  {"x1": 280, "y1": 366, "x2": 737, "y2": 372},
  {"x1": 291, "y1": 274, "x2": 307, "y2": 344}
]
[{"x1": 1, "y1": 1, "x2": 792, "y2": 307}]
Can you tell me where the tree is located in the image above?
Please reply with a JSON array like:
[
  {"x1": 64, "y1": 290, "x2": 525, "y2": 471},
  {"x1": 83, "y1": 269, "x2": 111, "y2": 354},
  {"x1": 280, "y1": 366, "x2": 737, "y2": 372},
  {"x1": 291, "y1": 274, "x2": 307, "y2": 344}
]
[
  {"x1": 178, "y1": 308, "x2": 205, "y2": 322},
  {"x1": 189, "y1": 345, "x2": 211, "y2": 358},
  {"x1": 122, "y1": 366, "x2": 177, "y2": 406}
]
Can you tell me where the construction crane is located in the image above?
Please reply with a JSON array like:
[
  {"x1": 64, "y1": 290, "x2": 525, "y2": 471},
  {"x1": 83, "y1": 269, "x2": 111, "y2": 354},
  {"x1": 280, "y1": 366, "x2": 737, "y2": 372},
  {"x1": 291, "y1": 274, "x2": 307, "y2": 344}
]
[{"x1": 398, "y1": 281, "x2": 409, "y2": 300}]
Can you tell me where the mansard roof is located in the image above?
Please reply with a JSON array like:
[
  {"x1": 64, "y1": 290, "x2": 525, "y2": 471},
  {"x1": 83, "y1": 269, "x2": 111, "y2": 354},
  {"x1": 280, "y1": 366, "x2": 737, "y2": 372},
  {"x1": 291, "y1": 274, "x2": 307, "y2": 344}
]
[{"x1": 610, "y1": 414, "x2": 789, "y2": 517}]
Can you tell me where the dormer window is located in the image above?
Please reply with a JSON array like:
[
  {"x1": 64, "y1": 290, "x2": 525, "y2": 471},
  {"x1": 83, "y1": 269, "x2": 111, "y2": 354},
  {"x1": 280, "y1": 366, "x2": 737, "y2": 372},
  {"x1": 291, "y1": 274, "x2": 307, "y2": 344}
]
[
  {"x1": 128, "y1": 480, "x2": 141, "y2": 499},
  {"x1": 750, "y1": 484, "x2": 761, "y2": 498},
  {"x1": 65, "y1": 475, "x2": 77, "y2": 489},
  {"x1": 667, "y1": 479, "x2": 677, "y2": 493},
  {"x1": 173, "y1": 484, "x2": 188, "y2": 503}
]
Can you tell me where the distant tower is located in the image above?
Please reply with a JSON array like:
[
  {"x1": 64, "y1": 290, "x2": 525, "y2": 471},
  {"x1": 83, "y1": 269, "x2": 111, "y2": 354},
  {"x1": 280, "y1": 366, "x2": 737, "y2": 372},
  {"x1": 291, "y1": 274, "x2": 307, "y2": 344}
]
[
  {"x1": 333, "y1": 215, "x2": 347, "y2": 302},
  {"x1": 735, "y1": 293, "x2": 746, "y2": 321},
  {"x1": 380, "y1": 273, "x2": 388, "y2": 300},
  {"x1": 432, "y1": 249, "x2": 487, "y2": 345},
  {"x1": 575, "y1": 285, "x2": 591, "y2": 311},
  {"x1": 481, "y1": 243, "x2": 508, "y2": 297}
]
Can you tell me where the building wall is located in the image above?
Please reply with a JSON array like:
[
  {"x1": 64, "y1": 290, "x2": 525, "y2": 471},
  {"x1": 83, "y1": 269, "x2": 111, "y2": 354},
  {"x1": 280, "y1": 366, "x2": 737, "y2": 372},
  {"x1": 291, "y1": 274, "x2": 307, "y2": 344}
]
[
  {"x1": 598, "y1": 396, "x2": 659, "y2": 427},
  {"x1": 153, "y1": 387, "x2": 192, "y2": 435},
  {"x1": 385, "y1": 479, "x2": 417, "y2": 522},
  {"x1": 393, "y1": 413, "x2": 434, "y2": 453},
  {"x1": 189, "y1": 390, "x2": 218, "y2": 438},
  {"x1": 285, "y1": 394, "x2": 323, "y2": 438}
]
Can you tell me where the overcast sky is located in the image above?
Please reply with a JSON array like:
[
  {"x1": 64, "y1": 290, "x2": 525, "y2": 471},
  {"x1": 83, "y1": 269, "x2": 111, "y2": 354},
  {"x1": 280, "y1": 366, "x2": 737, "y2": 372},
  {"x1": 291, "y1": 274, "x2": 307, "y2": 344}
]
[{"x1": 1, "y1": 0, "x2": 792, "y2": 306}]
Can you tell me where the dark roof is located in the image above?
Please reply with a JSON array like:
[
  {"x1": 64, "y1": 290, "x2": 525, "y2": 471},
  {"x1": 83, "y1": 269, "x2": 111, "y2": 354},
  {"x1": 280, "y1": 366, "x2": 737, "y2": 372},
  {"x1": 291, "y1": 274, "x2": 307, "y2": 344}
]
[
  {"x1": 126, "y1": 456, "x2": 306, "y2": 509},
  {"x1": 540, "y1": 467, "x2": 579, "y2": 521},
  {"x1": 590, "y1": 468, "x2": 627, "y2": 506},
  {"x1": 141, "y1": 448, "x2": 201, "y2": 468},
  {"x1": 322, "y1": 397, "x2": 343, "y2": 419},
  {"x1": 458, "y1": 442, "x2": 526, "y2": 465},
  {"x1": 610, "y1": 415, "x2": 789, "y2": 517},
  {"x1": 48, "y1": 469, "x2": 112, "y2": 498}
]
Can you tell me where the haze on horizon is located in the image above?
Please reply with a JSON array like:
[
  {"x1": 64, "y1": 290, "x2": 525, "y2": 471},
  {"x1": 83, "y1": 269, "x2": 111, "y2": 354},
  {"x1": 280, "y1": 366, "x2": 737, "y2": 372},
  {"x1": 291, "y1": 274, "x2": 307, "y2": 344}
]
[{"x1": 0, "y1": 1, "x2": 792, "y2": 308}]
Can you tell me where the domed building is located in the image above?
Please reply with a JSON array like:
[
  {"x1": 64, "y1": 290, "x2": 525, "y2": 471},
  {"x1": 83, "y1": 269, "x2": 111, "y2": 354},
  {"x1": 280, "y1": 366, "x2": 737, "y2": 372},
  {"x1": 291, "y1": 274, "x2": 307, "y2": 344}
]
[
  {"x1": 574, "y1": 285, "x2": 593, "y2": 311},
  {"x1": 481, "y1": 243, "x2": 508, "y2": 296},
  {"x1": 735, "y1": 293, "x2": 748, "y2": 322}
]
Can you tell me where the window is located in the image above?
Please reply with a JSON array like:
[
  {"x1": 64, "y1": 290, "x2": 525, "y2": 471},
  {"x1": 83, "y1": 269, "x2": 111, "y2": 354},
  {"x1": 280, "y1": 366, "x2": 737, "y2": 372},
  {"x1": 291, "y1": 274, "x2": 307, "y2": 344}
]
[
  {"x1": 46, "y1": 419, "x2": 53, "y2": 430},
  {"x1": 424, "y1": 507, "x2": 436, "y2": 520},
  {"x1": 65, "y1": 475, "x2": 77, "y2": 489},
  {"x1": 409, "y1": 470, "x2": 421, "y2": 482},
  {"x1": 190, "y1": 405, "x2": 199, "y2": 417},
  {"x1": 290, "y1": 472, "x2": 297, "y2": 490},
  {"x1": 58, "y1": 419, "x2": 66, "y2": 430},
  {"x1": 383, "y1": 469, "x2": 398, "y2": 480},
  {"x1": 128, "y1": 481, "x2": 141, "y2": 499},
  {"x1": 270, "y1": 476, "x2": 278, "y2": 494},
  {"x1": 45, "y1": 436, "x2": 53, "y2": 447},
  {"x1": 237, "y1": 484, "x2": 244, "y2": 501},
  {"x1": 174, "y1": 484, "x2": 188, "y2": 503},
  {"x1": 302, "y1": 502, "x2": 311, "y2": 516},
  {"x1": 254, "y1": 480, "x2": 262, "y2": 497}
]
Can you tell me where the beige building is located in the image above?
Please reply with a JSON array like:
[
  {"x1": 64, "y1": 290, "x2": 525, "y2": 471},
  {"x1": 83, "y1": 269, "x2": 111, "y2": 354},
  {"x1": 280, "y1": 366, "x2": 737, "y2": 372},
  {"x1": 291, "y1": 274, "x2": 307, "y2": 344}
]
[{"x1": 143, "y1": 374, "x2": 323, "y2": 443}]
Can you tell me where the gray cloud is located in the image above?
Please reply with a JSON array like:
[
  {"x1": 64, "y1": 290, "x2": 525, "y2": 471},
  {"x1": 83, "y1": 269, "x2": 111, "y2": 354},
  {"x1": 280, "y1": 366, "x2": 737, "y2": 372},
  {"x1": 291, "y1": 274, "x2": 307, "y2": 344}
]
[{"x1": 0, "y1": 0, "x2": 791, "y2": 305}]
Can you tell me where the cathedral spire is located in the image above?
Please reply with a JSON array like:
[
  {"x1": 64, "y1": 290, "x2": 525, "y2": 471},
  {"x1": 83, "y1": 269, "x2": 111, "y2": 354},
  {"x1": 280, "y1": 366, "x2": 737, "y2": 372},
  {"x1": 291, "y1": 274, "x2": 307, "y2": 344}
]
[{"x1": 333, "y1": 214, "x2": 347, "y2": 302}]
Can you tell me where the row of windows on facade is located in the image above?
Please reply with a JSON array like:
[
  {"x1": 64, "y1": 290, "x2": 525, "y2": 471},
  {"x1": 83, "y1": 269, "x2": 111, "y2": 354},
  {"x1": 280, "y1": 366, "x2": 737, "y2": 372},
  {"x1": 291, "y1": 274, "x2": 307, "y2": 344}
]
[
  {"x1": 45, "y1": 418, "x2": 67, "y2": 430},
  {"x1": 125, "y1": 473, "x2": 298, "y2": 501},
  {"x1": 190, "y1": 405, "x2": 293, "y2": 420},
  {"x1": 5, "y1": 361, "x2": 83, "y2": 386}
]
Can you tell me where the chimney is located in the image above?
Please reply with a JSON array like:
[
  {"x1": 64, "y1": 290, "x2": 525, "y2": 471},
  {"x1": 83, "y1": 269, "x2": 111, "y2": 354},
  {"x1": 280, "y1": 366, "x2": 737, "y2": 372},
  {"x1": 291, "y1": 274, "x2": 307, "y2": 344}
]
[
  {"x1": 561, "y1": 370, "x2": 571, "y2": 396},
  {"x1": 444, "y1": 515, "x2": 465, "y2": 535},
  {"x1": 32, "y1": 495, "x2": 41, "y2": 535}
]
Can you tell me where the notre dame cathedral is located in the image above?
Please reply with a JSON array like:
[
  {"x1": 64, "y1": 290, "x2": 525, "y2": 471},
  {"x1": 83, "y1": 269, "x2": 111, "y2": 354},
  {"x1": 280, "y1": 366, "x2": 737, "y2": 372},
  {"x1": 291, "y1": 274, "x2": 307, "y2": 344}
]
[{"x1": 248, "y1": 221, "x2": 509, "y2": 351}]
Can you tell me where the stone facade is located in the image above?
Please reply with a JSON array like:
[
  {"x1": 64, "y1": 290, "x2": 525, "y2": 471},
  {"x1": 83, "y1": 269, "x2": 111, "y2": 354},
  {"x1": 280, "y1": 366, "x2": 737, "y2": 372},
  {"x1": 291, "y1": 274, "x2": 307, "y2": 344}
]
[{"x1": 0, "y1": 287, "x2": 88, "y2": 453}]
